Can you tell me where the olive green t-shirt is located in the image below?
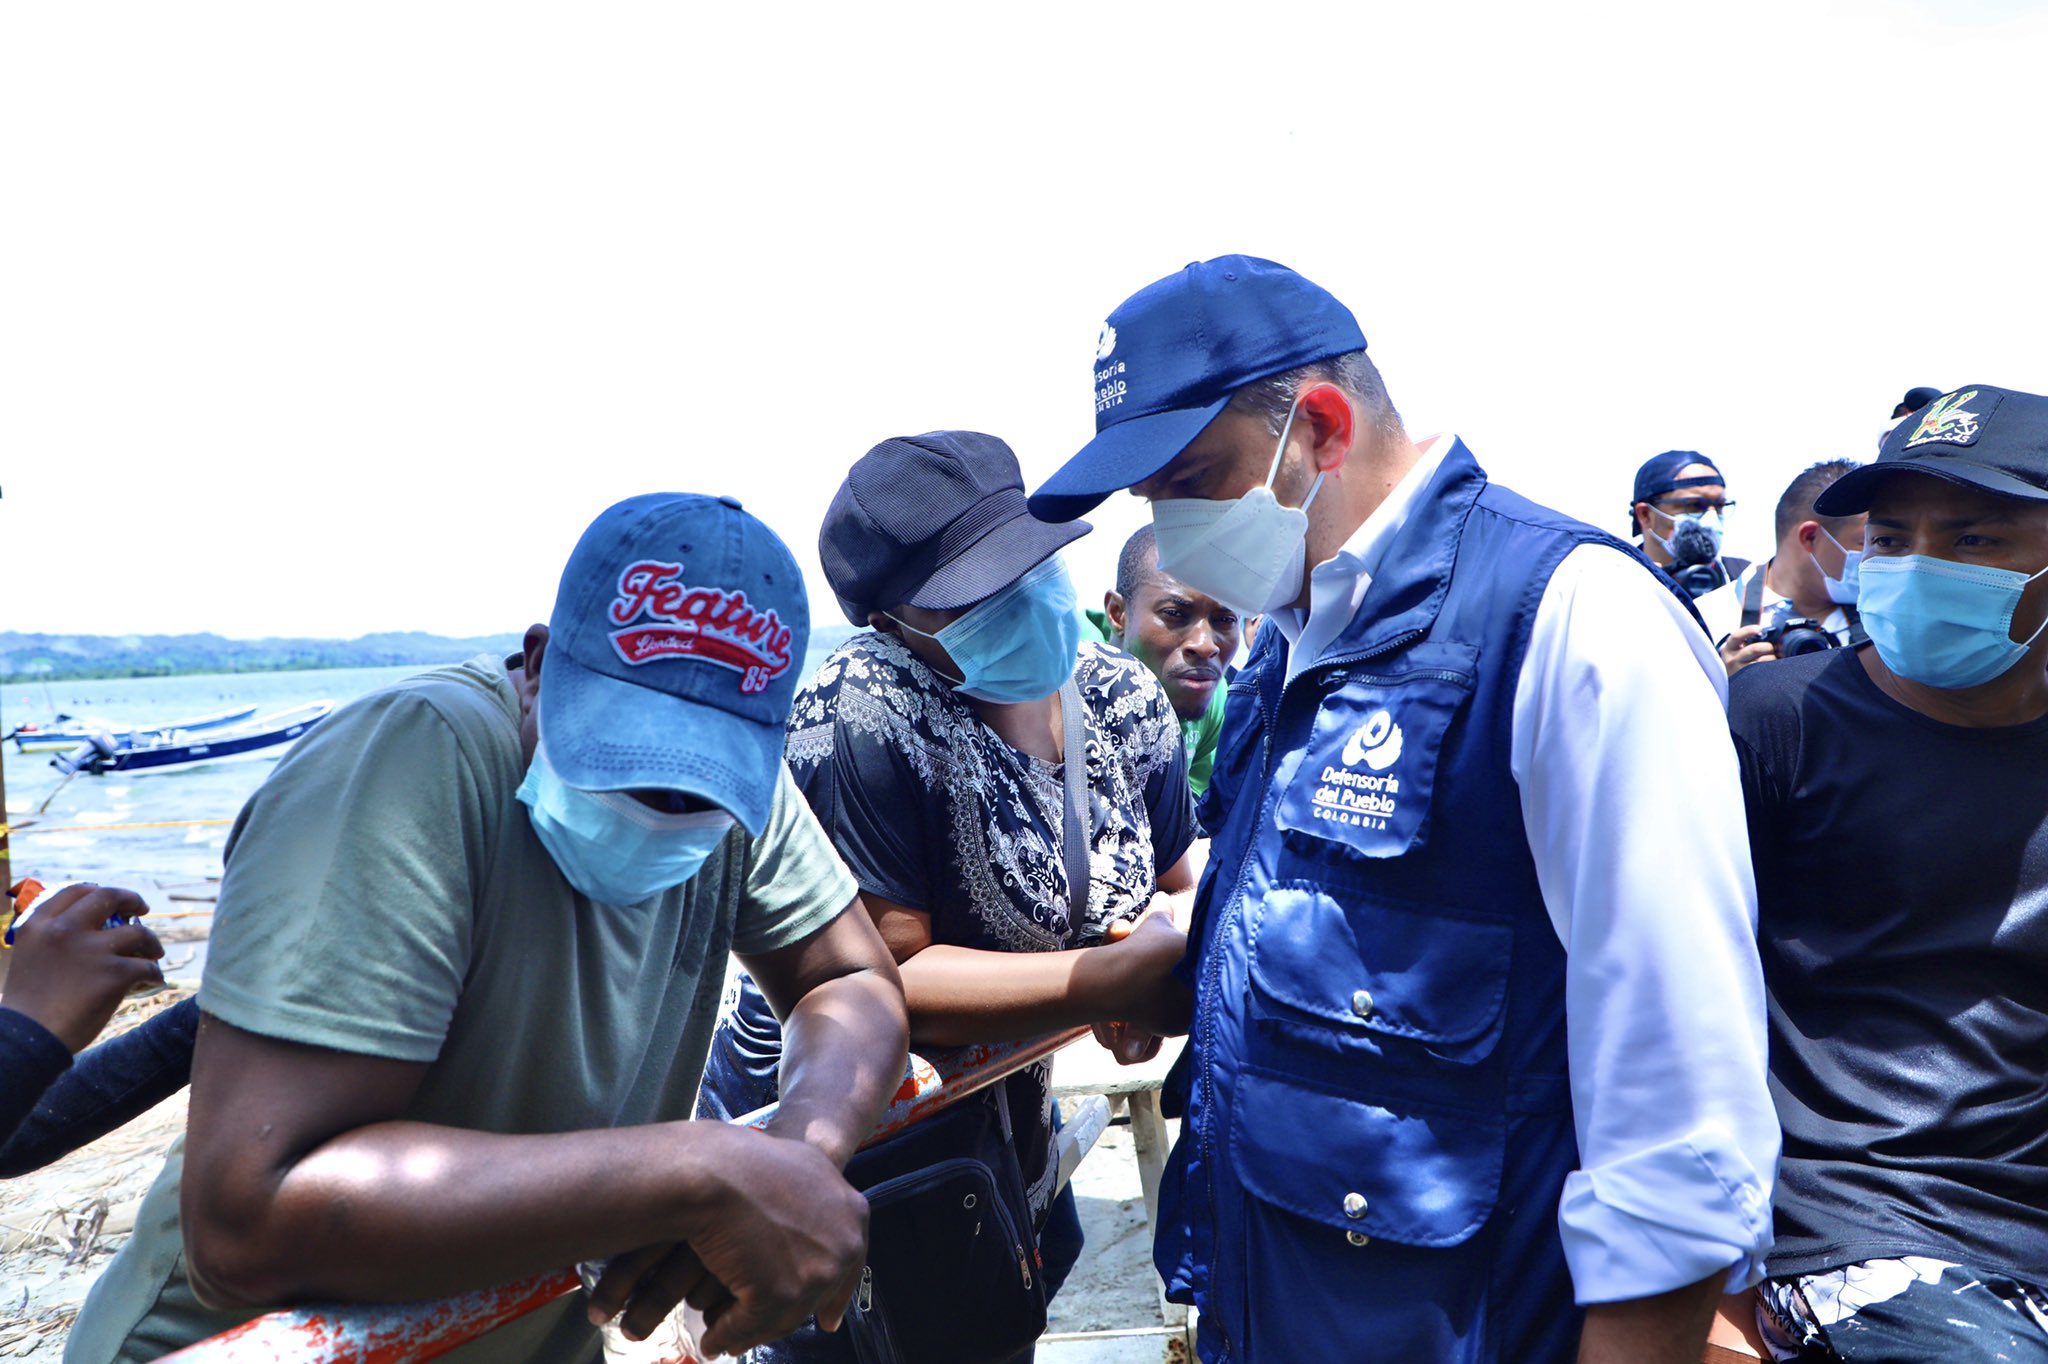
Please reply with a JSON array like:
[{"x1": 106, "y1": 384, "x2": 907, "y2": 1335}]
[{"x1": 66, "y1": 655, "x2": 856, "y2": 1364}]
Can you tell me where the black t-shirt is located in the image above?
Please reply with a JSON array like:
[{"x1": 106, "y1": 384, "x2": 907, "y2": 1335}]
[{"x1": 1730, "y1": 647, "x2": 2048, "y2": 1281}]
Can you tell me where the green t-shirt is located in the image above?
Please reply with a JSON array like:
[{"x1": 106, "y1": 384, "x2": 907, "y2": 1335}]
[
  {"x1": 66, "y1": 656, "x2": 856, "y2": 1364},
  {"x1": 1078, "y1": 608, "x2": 1228, "y2": 798}
]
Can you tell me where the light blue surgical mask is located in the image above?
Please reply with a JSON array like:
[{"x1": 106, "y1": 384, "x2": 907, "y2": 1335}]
[
  {"x1": 1811, "y1": 527, "x2": 1862, "y2": 606},
  {"x1": 1857, "y1": 554, "x2": 2048, "y2": 690},
  {"x1": 889, "y1": 555, "x2": 1081, "y2": 704},
  {"x1": 516, "y1": 741, "x2": 735, "y2": 904}
]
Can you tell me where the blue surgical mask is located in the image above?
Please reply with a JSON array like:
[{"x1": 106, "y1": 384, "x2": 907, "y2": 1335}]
[
  {"x1": 1857, "y1": 554, "x2": 2048, "y2": 690},
  {"x1": 890, "y1": 555, "x2": 1081, "y2": 704},
  {"x1": 1811, "y1": 527, "x2": 1862, "y2": 606},
  {"x1": 516, "y1": 742, "x2": 735, "y2": 904}
]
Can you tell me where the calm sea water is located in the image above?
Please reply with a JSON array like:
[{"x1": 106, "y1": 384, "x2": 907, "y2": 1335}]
[{"x1": 1, "y1": 639, "x2": 850, "y2": 893}]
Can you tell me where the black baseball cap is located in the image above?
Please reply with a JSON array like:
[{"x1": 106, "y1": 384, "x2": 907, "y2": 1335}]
[
  {"x1": 1818, "y1": 384, "x2": 2048, "y2": 515},
  {"x1": 820, "y1": 431, "x2": 1090, "y2": 626},
  {"x1": 1893, "y1": 386, "x2": 1945, "y2": 419}
]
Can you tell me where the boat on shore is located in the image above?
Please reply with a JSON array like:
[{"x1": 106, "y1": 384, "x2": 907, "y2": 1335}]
[
  {"x1": 7, "y1": 704, "x2": 261, "y2": 754},
  {"x1": 51, "y1": 701, "x2": 334, "y2": 776}
]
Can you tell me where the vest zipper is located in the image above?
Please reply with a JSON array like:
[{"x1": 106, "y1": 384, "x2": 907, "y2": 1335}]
[{"x1": 1192, "y1": 627, "x2": 1427, "y2": 1358}]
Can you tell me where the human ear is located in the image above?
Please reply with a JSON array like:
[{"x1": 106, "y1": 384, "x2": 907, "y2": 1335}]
[
  {"x1": 1299, "y1": 383, "x2": 1357, "y2": 474},
  {"x1": 1104, "y1": 590, "x2": 1128, "y2": 640},
  {"x1": 518, "y1": 626, "x2": 548, "y2": 709}
]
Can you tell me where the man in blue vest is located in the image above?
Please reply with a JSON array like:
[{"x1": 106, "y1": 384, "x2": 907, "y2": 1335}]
[{"x1": 1029, "y1": 257, "x2": 1779, "y2": 1363}]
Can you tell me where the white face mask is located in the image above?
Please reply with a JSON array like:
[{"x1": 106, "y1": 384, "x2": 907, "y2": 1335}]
[
  {"x1": 1810, "y1": 526, "x2": 1862, "y2": 606},
  {"x1": 1150, "y1": 398, "x2": 1326, "y2": 617},
  {"x1": 1650, "y1": 504, "x2": 1727, "y2": 563}
]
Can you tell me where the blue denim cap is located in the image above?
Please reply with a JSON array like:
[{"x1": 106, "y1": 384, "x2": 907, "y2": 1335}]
[
  {"x1": 1818, "y1": 384, "x2": 2048, "y2": 515},
  {"x1": 539, "y1": 493, "x2": 808, "y2": 836},
  {"x1": 1027, "y1": 255, "x2": 1368, "y2": 523}
]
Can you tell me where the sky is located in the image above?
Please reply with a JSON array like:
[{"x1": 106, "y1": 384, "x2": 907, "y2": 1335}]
[{"x1": 6, "y1": 0, "x2": 2048, "y2": 642}]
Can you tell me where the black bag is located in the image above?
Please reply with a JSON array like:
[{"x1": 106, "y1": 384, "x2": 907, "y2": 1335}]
[{"x1": 837, "y1": 1085, "x2": 1046, "y2": 1364}]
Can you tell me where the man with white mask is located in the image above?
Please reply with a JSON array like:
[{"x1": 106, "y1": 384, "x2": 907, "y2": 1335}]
[
  {"x1": 1027, "y1": 256, "x2": 1778, "y2": 1363},
  {"x1": 67, "y1": 494, "x2": 910, "y2": 1364},
  {"x1": 1697, "y1": 460, "x2": 1868, "y2": 676},
  {"x1": 1629, "y1": 450, "x2": 1750, "y2": 598},
  {"x1": 1733, "y1": 385, "x2": 2048, "y2": 1360}
]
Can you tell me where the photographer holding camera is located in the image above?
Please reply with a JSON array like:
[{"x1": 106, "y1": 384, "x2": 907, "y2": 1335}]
[
  {"x1": 1698, "y1": 460, "x2": 1866, "y2": 677},
  {"x1": 1629, "y1": 451, "x2": 1749, "y2": 597}
]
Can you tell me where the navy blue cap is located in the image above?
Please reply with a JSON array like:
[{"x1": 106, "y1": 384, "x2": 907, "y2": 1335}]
[
  {"x1": 1027, "y1": 255, "x2": 1367, "y2": 523},
  {"x1": 1817, "y1": 384, "x2": 2048, "y2": 515},
  {"x1": 1632, "y1": 451, "x2": 1725, "y2": 507},
  {"x1": 821, "y1": 431, "x2": 1090, "y2": 625},
  {"x1": 539, "y1": 493, "x2": 807, "y2": 836}
]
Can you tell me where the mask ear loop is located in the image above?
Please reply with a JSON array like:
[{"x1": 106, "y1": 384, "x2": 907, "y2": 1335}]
[
  {"x1": 2014, "y1": 562, "x2": 2048, "y2": 650},
  {"x1": 1265, "y1": 392, "x2": 1326, "y2": 514},
  {"x1": 882, "y1": 613, "x2": 970, "y2": 688}
]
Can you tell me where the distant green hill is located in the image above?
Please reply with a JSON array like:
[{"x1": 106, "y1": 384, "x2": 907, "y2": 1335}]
[{"x1": 0, "y1": 630, "x2": 527, "y2": 682}]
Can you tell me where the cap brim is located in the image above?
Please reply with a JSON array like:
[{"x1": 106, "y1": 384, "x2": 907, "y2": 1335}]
[
  {"x1": 1813, "y1": 458, "x2": 2048, "y2": 516},
  {"x1": 1027, "y1": 395, "x2": 1234, "y2": 523},
  {"x1": 538, "y1": 644, "x2": 784, "y2": 836},
  {"x1": 903, "y1": 508, "x2": 1091, "y2": 612}
]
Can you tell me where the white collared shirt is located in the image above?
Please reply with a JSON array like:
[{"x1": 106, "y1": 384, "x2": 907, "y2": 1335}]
[
  {"x1": 1269, "y1": 435, "x2": 1778, "y2": 1305},
  {"x1": 1695, "y1": 560, "x2": 1855, "y2": 646}
]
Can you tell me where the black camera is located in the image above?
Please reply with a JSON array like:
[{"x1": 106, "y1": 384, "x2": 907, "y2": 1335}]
[
  {"x1": 1760, "y1": 618, "x2": 1838, "y2": 657},
  {"x1": 1667, "y1": 560, "x2": 1731, "y2": 598}
]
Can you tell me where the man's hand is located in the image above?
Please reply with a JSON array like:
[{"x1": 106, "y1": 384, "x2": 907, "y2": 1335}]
[
  {"x1": 671, "y1": 1124, "x2": 871, "y2": 1358},
  {"x1": 3, "y1": 884, "x2": 161, "y2": 1051},
  {"x1": 584, "y1": 902, "x2": 908, "y2": 1348},
  {"x1": 1719, "y1": 625, "x2": 1776, "y2": 677},
  {"x1": 583, "y1": 1129, "x2": 871, "y2": 1349}
]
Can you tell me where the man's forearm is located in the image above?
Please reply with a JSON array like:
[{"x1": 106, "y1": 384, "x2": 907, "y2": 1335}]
[
  {"x1": 766, "y1": 965, "x2": 909, "y2": 1167},
  {"x1": 1577, "y1": 1270, "x2": 1725, "y2": 1364},
  {"x1": 186, "y1": 1116, "x2": 754, "y2": 1309}
]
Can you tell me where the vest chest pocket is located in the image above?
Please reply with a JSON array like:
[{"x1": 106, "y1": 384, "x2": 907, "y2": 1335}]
[
  {"x1": 1246, "y1": 883, "x2": 1512, "y2": 1068},
  {"x1": 1273, "y1": 649, "x2": 1477, "y2": 862}
]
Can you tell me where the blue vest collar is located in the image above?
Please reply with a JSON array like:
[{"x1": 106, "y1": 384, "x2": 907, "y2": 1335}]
[{"x1": 1315, "y1": 438, "x2": 1488, "y2": 666}]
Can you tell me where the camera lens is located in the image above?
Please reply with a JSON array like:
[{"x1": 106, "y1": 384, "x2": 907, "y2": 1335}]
[{"x1": 1777, "y1": 625, "x2": 1836, "y2": 657}]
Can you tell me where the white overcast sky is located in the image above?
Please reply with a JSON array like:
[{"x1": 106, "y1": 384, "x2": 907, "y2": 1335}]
[{"x1": 6, "y1": 0, "x2": 2047, "y2": 641}]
